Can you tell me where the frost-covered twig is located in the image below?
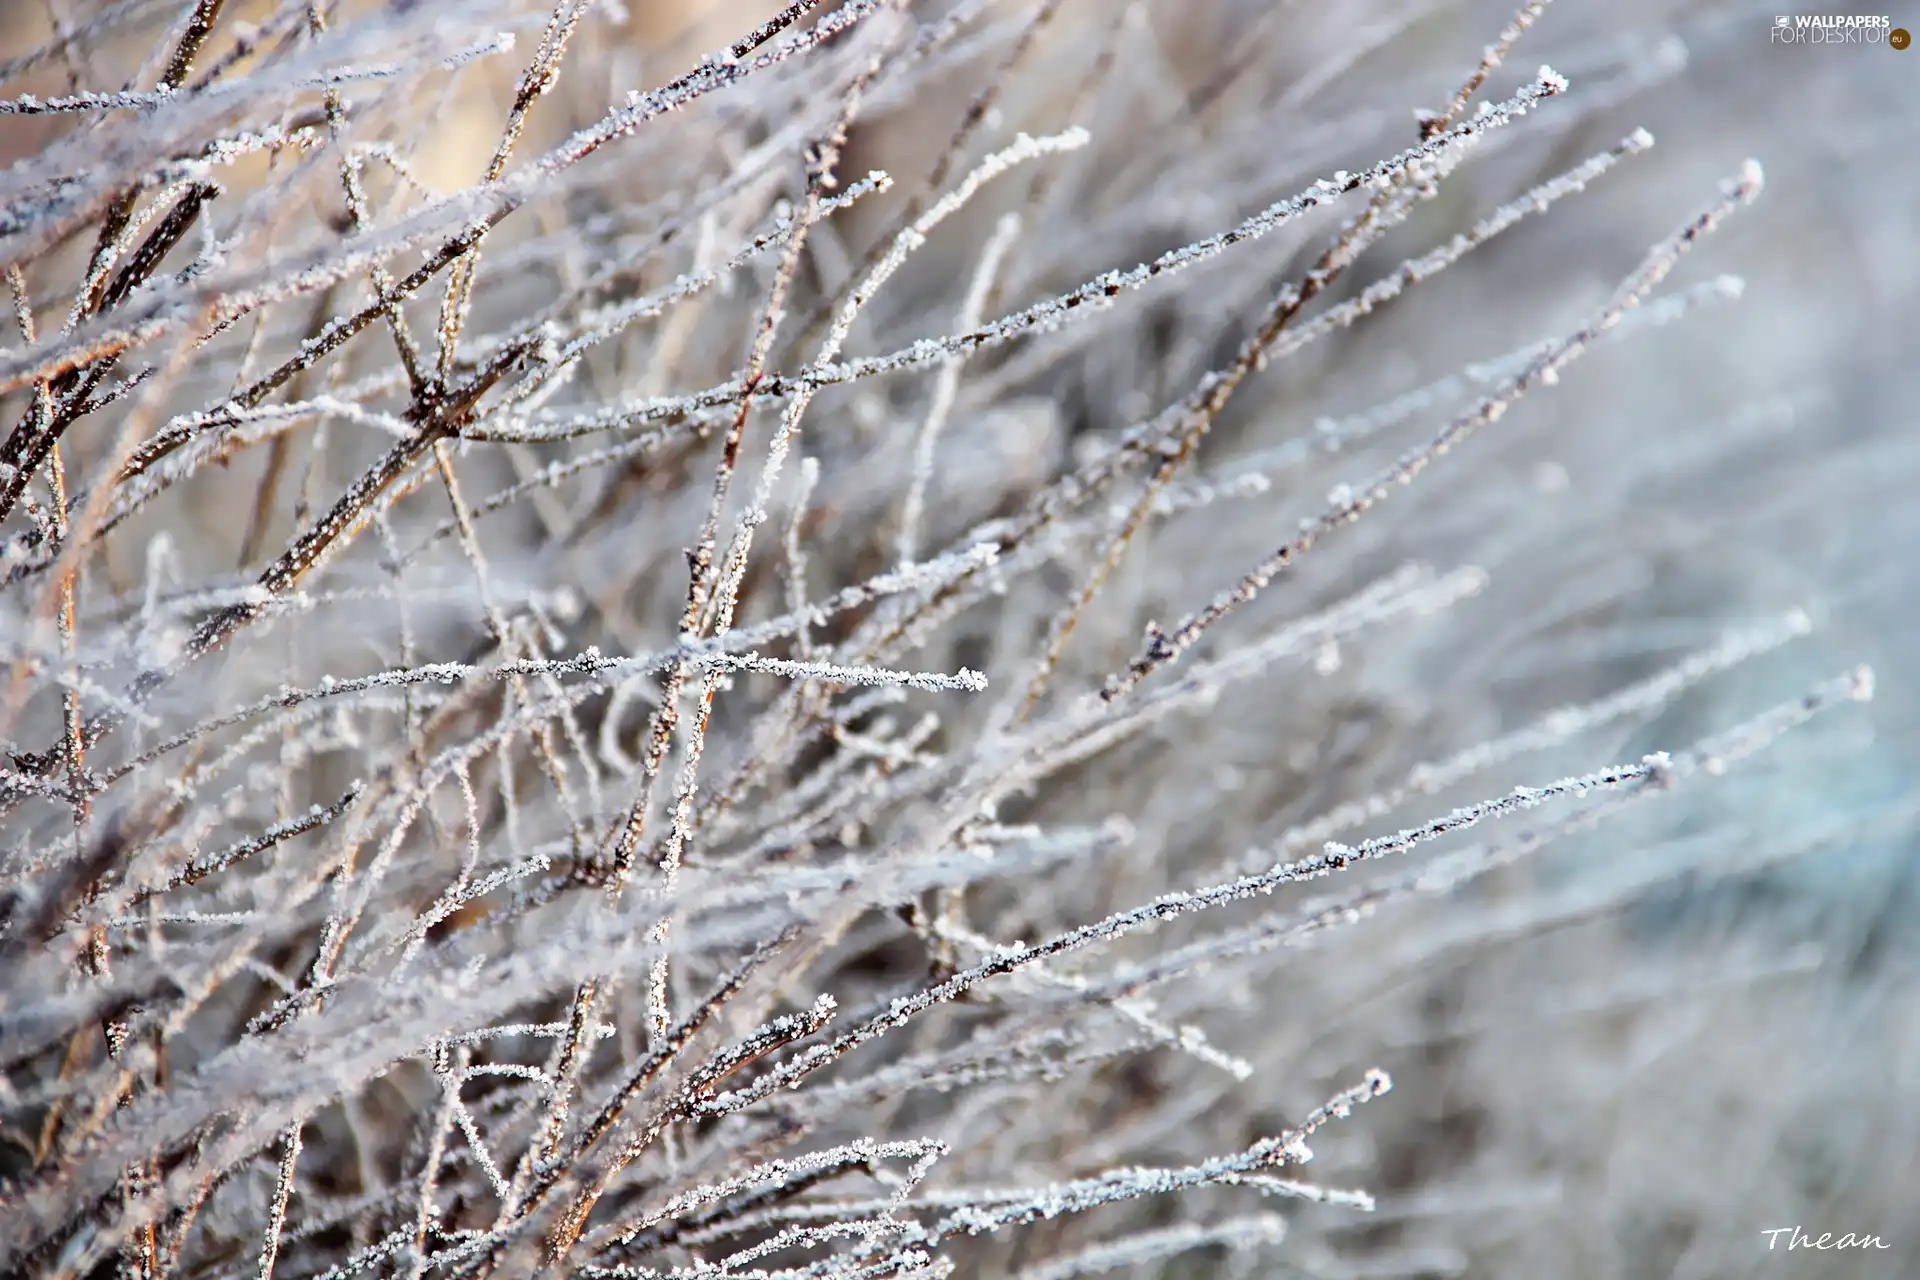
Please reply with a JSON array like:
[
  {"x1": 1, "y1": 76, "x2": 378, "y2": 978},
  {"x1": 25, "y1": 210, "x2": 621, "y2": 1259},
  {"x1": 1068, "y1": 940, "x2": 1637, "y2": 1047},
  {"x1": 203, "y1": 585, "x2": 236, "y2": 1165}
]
[{"x1": 1103, "y1": 157, "x2": 1766, "y2": 701}]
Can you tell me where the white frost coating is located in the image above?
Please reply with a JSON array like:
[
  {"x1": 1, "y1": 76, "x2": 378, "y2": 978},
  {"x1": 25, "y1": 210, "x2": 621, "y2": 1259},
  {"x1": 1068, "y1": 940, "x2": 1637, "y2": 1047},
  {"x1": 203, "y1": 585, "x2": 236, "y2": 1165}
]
[{"x1": 0, "y1": 31, "x2": 518, "y2": 115}]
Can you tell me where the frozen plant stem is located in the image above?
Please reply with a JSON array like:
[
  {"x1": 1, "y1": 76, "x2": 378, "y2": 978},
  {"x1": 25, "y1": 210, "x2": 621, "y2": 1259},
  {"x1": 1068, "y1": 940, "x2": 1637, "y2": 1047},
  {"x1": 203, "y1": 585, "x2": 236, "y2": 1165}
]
[{"x1": 1103, "y1": 159, "x2": 1766, "y2": 702}]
